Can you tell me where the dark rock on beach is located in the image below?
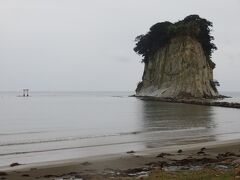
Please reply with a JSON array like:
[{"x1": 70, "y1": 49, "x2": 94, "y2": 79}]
[
  {"x1": 10, "y1": 162, "x2": 21, "y2": 167},
  {"x1": 127, "y1": 151, "x2": 136, "y2": 154},
  {"x1": 0, "y1": 172, "x2": 7, "y2": 176}
]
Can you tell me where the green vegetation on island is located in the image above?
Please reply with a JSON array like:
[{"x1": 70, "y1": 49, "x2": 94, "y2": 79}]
[{"x1": 134, "y1": 15, "x2": 217, "y2": 69}]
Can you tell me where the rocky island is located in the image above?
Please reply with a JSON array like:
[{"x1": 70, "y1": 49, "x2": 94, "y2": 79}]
[
  {"x1": 134, "y1": 15, "x2": 218, "y2": 98},
  {"x1": 134, "y1": 15, "x2": 240, "y2": 109}
]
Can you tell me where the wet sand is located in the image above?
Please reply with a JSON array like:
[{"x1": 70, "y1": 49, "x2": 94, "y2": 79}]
[{"x1": 1, "y1": 139, "x2": 240, "y2": 179}]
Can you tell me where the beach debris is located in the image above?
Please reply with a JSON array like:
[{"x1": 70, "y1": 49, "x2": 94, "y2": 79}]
[
  {"x1": 217, "y1": 152, "x2": 237, "y2": 159},
  {"x1": 197, "y1": 151, "x2": 206, "y2": 155},
  {"x1": 53, "y1": 178, "x2": 82, "y2": 180},
  {"x1": 81, "y1": 161, "x2": 91, "y2": 166},
  {"x1": 163, "y1": 164, "x2": 201, "y2": 171},
  {"x1": 197, "y1": 147, "x2": 207, "y2": 155},
  {"x1": 74, "y1": 174, "x2": 83, "y2": 179},
  {"x1": 124, "y1": 168, "x2": 150, "y2": 177},
  {"x1": 67, "y1": 172, "x2": 78, "y2": 175},
  {"x1": 43, "y1": 174, "x2": 56, "y2": 178},
  {"x1": 128, "y1": 171, "x2": 149, "y2": 178},
  {"x1": 232, "y1": 159, "x2": 240, "y2": 166},
  {"x1": 156, "y1": 152, "x2": 172, "y2": 158},
  {"x1": 145, "y1": 161, "x2": 169, "y2": 168},
  {"x1": 235, "y1": 166, "x2": 240, "y2": 175},
  {"x1": 177, "y1": 149, "x2": 183, "y2": 153},
  {"x1": 125, "y1": 168, "x2": 146, "y2": 174},
  {"x1": 171, "y1": 157, "x2": 219, "y2": 167},
  {"x1": 163, "y1": 166, "x2": 178, "y2": 171},
  {"x1": 0, "y1": 172, "x2": 7, "y2": 176},
  {"x1": 127, "y1": 150, "x2": 135, "y2": 154},
  {"x1": 134, "y1": 155, "x2": 141, "y2": 158},
  {"x1": 102, "y1": 169, "x2": 116, "y2": 176},
  {"x1": 160, "y1": 157, "x2": 226, "y2": 172},
  {"x1": 215, "y1": 164, "x2": 229, "y2": 170},
  {"x1": 132, "y1": 131, "x2": 138, "y2": 134},
  {"x1": 101, "y1": 167, "x2": 150, "y2": 178},
  {"x1": 39, "y1": 172, "x2": 83, "y2": 180},
  {"x1": 10, "y1": 162, "x2": 21, "y2": 167}
]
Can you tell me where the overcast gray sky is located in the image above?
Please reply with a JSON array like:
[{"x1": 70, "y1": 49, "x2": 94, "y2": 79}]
[{"x1": 0, "y1": 0, "x2": 239, "y2": 92}]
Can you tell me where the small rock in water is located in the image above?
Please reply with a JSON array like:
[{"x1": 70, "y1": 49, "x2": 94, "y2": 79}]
[
  {"x1": 177, "y1": 149, "x2": 183, "y2": 153},
  {"x1": 201, "y1": 147, "x2": 206, "y2": 151},
  {"x1": 127, "y1": 150, "x2": 135, "y2": 154}
]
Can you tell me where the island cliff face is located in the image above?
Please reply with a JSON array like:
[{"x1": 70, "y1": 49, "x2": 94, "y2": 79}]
[
  {"x1": 134, "y1": 15, "x2": 219, "y2": 99},
  {"x1": 136, "y1": 36, "x2": 218, "y2": 98}
]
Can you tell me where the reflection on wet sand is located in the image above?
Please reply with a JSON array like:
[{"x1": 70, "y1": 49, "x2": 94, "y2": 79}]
[{"x1": 139, "y1": 100, "x2": 216, "y2": 148}]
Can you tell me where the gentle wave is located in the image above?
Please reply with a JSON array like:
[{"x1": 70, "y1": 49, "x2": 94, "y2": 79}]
[
  {"x1": 0, "y1": 140, "x2": 144, "y2": 156},
  {"x1": 2, "y1": 130, "x2": 240, "y2": 157},
  {"x1": 0, "y1": 131, "x2": 51, "y2": 136},
  {"x1": 0, "y1": 131, "x2": 142, "y2": 147},
  {"x1": 0, "y1": 127, "x2": 206, "y2": 147}
]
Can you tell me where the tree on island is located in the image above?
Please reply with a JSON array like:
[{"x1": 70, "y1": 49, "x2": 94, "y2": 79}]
[
  {"x1": 134, "y1": 15, "x2": 217, "y2": 69},
  {"x1": 134, "y1": 15, "x2": 219, "y2": 99}
]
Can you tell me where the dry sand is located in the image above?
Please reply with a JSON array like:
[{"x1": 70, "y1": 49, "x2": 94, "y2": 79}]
[{"x1": 1, "y1": 139, "x2": 240, "y2": 179}]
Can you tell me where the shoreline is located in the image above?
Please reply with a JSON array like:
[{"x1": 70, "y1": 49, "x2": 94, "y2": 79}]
[
  {"x1": 132, "y1": 95, "x2": 240, "y2": 109},
  {"x1": 2, "y1": 139, "x2": 240, "y2": 179}
]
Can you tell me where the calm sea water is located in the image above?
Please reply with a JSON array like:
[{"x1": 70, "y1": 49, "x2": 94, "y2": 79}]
[{"x1": 0, "y1": 91, "x2": 240, "y2": 167}]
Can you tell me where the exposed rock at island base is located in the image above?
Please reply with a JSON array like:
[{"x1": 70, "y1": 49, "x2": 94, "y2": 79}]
[{"x1": 136, "y1": 36, "x2": 219, "y2": 99}]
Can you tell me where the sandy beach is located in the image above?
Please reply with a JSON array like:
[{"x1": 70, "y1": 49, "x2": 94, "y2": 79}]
[{"x1": 1, "y1": 139, "x2": 240, "y2": 179}]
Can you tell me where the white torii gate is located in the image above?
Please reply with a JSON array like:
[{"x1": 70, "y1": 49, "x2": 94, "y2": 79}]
[{"x1": 23, "y1": 89, "x2": 29, "y2": 97}]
